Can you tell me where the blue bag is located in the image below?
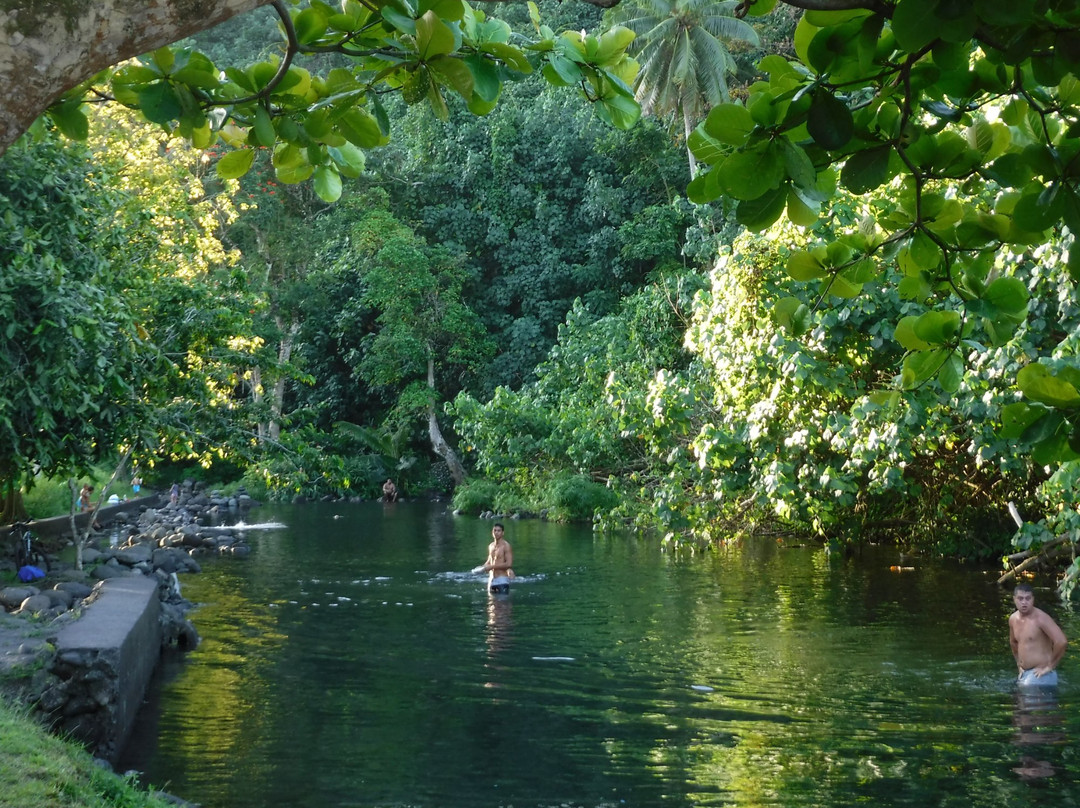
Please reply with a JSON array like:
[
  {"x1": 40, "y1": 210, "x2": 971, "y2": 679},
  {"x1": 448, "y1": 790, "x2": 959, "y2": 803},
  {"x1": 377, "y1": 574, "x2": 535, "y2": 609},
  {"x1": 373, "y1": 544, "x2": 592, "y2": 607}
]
[{"x1": 17, "y1": 565, "x2": 44, "y2": 582}]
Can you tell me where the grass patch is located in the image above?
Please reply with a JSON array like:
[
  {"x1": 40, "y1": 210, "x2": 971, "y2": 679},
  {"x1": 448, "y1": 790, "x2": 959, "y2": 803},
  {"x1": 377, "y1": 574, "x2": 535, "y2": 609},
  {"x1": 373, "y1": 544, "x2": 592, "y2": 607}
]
[{"x1": 0, "y1": 698, "x2": 177, "y2": 807}]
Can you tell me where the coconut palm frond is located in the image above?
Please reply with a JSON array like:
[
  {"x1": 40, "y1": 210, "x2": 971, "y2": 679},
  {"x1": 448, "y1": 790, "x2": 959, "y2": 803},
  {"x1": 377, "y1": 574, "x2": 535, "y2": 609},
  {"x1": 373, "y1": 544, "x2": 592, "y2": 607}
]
[
  {"x1": 688, "y1": 28, "x2": 736, "y2": 104},
  {"x1": 605, "y1": 0, "x2": 756, "y2": 172},
  {"x1": 671, "y1": 29, "x2": 694, "y2": 85},
  {"x1": 699, "y1": 14, "x2": 761, "y2": 46}
]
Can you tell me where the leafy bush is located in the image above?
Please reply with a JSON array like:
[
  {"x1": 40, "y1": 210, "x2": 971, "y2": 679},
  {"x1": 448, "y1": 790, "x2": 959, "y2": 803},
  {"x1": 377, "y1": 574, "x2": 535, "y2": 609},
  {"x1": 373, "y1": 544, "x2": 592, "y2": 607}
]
[
  {"x1": 542, "y1": 473, "x2": 617, "y2": 522},
  {"x1": 452, "y1": 479, "x2": 500, "y2": 514}
]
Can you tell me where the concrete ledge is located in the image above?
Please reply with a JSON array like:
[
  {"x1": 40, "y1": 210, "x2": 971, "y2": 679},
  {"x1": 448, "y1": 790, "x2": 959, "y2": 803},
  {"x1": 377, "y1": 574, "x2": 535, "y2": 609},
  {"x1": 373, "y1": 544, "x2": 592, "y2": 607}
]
[
  {"x1": 49, "y1": 576, "x2": 162, "y2": 762},
  {"x1": 0, "y1": 494, "x2": 162, "y2": 545}
]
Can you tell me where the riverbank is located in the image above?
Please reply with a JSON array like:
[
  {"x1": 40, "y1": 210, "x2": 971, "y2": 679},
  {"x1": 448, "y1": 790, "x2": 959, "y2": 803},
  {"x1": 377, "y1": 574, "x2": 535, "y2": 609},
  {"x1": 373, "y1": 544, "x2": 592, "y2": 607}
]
[
  {"x1": 0, "y1": 697, "x2": 180, "y2": 808},
  {"x1": 0, "y1": 482, "x2": 258, "y2": 807}
]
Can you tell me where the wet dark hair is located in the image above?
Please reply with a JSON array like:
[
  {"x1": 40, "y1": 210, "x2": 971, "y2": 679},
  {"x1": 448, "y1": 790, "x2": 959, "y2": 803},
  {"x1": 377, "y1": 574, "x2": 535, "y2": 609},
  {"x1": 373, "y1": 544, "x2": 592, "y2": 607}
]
[
  {"x1": 1015, "y1": 582, "x2": 1034, "y2": 594},
  {"x1": 493, "y1": 523, "x2": 505, "y2": 531}
]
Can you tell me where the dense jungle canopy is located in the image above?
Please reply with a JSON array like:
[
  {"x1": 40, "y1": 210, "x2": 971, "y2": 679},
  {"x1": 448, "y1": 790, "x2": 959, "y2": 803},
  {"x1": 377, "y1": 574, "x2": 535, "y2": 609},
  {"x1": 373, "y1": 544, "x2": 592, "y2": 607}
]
[{"x1": 3, "y1": 0, "x2": 1080, "y2": 596}]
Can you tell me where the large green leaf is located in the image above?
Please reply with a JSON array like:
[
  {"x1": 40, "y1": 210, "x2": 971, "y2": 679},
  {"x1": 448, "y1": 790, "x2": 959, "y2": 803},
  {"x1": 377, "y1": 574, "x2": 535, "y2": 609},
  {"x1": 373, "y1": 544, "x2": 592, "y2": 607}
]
[
  {"x1": 912, "y1": 309, "x2": 961, "y2": 345},
  {"x1": 807, "y1": 91, "x2": 853, "y2": 150},
  {"x1": 702, "y1": 104, "x2": 755, "y2": 147},
  {"x1": 417, "y1": 11, "x2": 459, "y2": 59},
  {"x1": 719, "y1": 143, "x2": 785, "y2": 200},
  {"x1": 773, "y1": 297, "x2": 811, "y2": 335},
  {"x1": 1018, "y1": 364, "x2": 1080, "y2": 408},
  {"x1": 137, "y1": 83, "x2": 182, "y2": 124},
  {"x1": 336, "y1": 108, "x2": 385, "y2": 148},
  {"x1": 736, "y1": 185, "x2": 788, "y2": 231},
  {"x1": 901, "y1": 348, "x2": 948, "y2": 388},
  {"x1": 313, "y1": 165, "x2": 343, "y2": 203},
  {"x1": 688, "y1": 126, "x2": 726, "y2": 167},
  {"x1": 938, "y1": 351, "x2": 963, "y2": 393},
  {"x1": 840, "y1": 146, "x2": 892, "y2": 193},
  {"x1": 891, "y1": 0, "x2": 938, "y2": 52},
  {"x1": 49, "y1": 103, "x2": 89, "y2": 141},
  {"x1": 430, "y1": 55, "x2": 475, "y2": 98},
  {"x1": 382, "y1": 5, "x2": 417, "y2": 34},
  {"x1": 293, "y1": 8, "x2": 329, "y2": 44},
  {"x1": 893, "y1": 316, "x2": 931, "y2": 351},
  {"x1": 999, "y1": 402, "x2": 1047, "y2": 438},
  {"x1": 982, "y1": 276, "x2": 1029, "y2": 319},
  {"x1": 595, "y1": 83, "x2": 641, "y2": 130},
  {"x1": 252, "y1": 106, "x2": 276, "y2": 148},
  {"x1": 465, "y1": 54, "x2": 501, "y2": 102},
  {"x1": 216, "y1": 148, "x2": 256, "y2": 179},
  {"x1": 786, "y1": 249, "x2": 827, "y2": 281},
  {"x1": 780, "y1": 139, "x2": 817, "y2": 188}
]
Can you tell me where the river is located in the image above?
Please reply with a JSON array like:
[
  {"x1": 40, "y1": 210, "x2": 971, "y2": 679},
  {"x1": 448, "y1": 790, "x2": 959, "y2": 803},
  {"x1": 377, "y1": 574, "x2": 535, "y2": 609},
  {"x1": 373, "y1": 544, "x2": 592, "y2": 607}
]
[{"x1": 116, "y1": 501, "x2": 1079, "y2": 807}]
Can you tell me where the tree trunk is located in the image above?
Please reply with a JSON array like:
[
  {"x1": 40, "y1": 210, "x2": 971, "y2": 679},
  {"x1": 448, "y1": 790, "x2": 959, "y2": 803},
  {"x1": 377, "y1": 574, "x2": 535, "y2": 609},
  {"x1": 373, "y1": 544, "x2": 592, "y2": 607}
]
[
  {"x1": 68, "y1": 479, "x2": 84, "y2": 571},
  {"x1": 0, "y1": 479, "x2": 29, "y2": 524},
  {"x1": 684, "y1": 106, "x2": 698, "y2": 178},
  {"x1": 268, "y1": 318, "x2": 300, "y2": 442},
  {"x1": 251, "y1": 364, "x2": 267, "y2": 441},
  {"x1": 0, "y1": 0, "x2": 273, "y2": 154},
  {"x1": 426, "y1": 357, "x2": 466, "y2": 486}
]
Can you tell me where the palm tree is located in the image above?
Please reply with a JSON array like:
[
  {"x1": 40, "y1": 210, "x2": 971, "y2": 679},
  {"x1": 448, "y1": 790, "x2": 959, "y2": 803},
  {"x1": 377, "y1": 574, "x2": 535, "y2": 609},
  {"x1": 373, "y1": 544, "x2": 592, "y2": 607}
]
[{"x1": 608, "y1": 0, "x2": 760, "y2": 175}]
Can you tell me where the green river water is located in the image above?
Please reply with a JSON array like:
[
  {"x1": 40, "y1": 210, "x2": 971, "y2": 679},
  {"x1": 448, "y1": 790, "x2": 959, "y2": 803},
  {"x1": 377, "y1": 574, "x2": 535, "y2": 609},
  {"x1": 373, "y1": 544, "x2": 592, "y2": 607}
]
[{"x1": 116, "y1": 501, "x2": 1079, "y2": 807}]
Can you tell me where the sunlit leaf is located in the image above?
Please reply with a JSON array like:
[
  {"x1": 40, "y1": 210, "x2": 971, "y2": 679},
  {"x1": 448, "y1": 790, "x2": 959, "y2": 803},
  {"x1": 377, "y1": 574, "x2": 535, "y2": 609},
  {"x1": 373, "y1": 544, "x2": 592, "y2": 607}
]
[
  {"x1": 1018, "y1": 364, "x2": 1080, "y2": 408},
  {"x1": 216, "y1": 148, "x2": 256, "y2": 179}
]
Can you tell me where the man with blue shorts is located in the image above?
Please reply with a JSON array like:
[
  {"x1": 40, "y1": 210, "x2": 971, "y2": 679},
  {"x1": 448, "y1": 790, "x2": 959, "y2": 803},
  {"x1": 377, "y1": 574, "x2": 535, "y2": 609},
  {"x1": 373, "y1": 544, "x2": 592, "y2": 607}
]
[
  {"x1": 479, "y1": 523, "x2": 514, "y2": 594},
  {"x1": 1010, "y1": 583, "x2": 1067, "y2": 687}
]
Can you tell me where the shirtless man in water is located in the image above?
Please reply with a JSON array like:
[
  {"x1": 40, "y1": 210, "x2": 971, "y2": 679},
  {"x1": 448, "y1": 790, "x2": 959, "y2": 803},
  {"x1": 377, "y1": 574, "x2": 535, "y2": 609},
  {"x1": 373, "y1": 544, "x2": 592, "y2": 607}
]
[
  {"x1": 480, "y1": 523, "x2": 514, "y2": 594},
  {"x1": 1009, "y1": 583, "x2": 1067, "y2": 686}
]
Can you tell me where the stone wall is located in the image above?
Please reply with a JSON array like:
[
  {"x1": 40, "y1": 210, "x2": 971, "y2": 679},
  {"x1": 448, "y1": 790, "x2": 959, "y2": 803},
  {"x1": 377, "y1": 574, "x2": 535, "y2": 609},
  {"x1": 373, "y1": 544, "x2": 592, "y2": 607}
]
[
  {"x1": 41, "y1": 577, "x2": 163, "y2": 762},
  {"x1": 1, "y1": 484, "x2": 257, "y2": 763}
]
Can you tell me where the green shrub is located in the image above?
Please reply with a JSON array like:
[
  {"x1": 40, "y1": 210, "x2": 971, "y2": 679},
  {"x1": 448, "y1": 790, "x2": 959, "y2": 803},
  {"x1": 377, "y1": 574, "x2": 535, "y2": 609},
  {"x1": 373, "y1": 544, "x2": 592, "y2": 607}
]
[
  {"x1": 491, "y1": 488, "x2": 532, "y2": 517},
  {"x1": 543, "y1": 473, "x2": 617, "y2": 522},
  {"x1": 452, "y1": 479, "x2": 500, "y2": 514}
]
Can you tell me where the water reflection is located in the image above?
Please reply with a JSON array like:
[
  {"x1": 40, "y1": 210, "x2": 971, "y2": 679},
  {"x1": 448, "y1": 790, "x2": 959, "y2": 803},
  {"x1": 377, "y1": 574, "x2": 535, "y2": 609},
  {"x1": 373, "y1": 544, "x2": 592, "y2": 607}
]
[
  {"x1": 483, "y1": 591, "x2": 513, "y2": 692},
  {"x1": 1012, "y1": 684, "x2": 1067, "y2": 780},
  {"x1": 118, "y1": 503, "x2": 1080, "y2": 808}
]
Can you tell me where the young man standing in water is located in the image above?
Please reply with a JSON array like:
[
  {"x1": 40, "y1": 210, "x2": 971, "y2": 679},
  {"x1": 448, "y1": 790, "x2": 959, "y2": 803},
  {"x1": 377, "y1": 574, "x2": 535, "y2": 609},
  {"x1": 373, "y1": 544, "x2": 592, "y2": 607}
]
[
  {"x1": 480, "y1": 523, "x2": 514, "y2": 594},
  {"x1": 1010, "y1": 583, "x2": 1067, "y2": 686}
]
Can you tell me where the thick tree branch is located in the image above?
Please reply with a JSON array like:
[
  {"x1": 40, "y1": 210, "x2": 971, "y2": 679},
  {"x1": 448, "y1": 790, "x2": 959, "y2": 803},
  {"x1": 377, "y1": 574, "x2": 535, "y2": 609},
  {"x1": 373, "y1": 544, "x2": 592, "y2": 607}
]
[
  {"x1": 0, "y1": 0, "x2": 888, "y2": 155},
  {"x1": 0, "y1": 0, "x2": 274, "y2": 154}
]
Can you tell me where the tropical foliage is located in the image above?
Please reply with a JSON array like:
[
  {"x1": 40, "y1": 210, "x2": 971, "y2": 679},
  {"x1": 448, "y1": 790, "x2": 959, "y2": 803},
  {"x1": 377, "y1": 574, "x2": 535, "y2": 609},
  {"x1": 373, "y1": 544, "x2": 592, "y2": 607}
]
[
  {"x1": 606, "y1": 0, "x2": 760, "y2": 172},
  {"x1": 379, "y1": 90, "x2": 696, "y2": 390},
  {"x1": 0, "y1": 134, "x2": 147, "y2": 520},
  {"x1": 31, "y1": 0, "x2": 642, "y2": 204},
  {"x1": 6, "y1": 0, "x2": 1080, "y2": 599}
]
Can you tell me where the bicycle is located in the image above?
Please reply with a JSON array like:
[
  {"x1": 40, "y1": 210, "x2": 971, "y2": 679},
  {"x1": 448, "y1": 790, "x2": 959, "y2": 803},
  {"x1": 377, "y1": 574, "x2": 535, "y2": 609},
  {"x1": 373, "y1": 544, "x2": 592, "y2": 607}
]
[{"x1": 11, "y1": 521, "x2": 47, "y2": 573}]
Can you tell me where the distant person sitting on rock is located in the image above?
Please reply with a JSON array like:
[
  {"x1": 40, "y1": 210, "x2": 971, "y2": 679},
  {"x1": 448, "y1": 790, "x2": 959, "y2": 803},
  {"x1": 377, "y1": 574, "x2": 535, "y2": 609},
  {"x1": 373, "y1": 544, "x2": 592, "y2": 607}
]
[
  {"x1": 79, "y1": 484, "x2": 93, "y2": 512},
  {"x1": 381, "y1": 479, "x2": 398, "y2": 503}
]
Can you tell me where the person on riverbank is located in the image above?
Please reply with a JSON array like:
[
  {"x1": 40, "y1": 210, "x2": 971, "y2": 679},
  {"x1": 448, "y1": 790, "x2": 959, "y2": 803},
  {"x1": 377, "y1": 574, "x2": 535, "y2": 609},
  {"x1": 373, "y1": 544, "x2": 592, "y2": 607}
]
[
  {"x1": 78, "y1": 484, "x2": 93, "y2": 512},
  {"x1": 1010, "y1": 583, "x2": 1067, "y2": 687},
  {"x1": 381, "y1": 479, "x2": 398, "y2": 503},
  {"x1": 479, "y1": 523, "x2": 514, "y2": 594},
  {"x1": 169, "y1": 482, "x2": 179, "y2": 505}
]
